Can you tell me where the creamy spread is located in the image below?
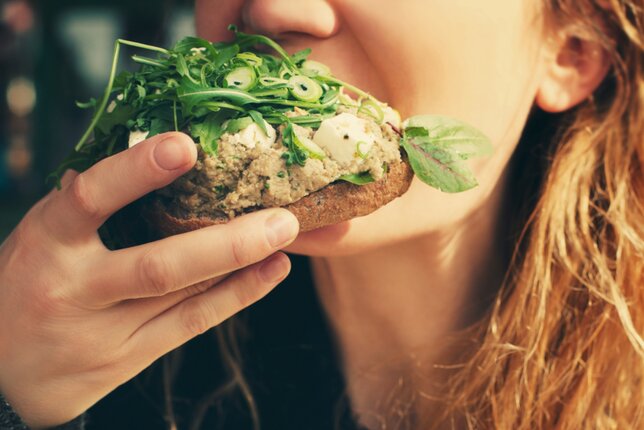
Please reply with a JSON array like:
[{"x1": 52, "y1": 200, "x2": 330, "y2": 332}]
[{"x1": 160, "y1": 104, "x2": 402, "y2": 218}]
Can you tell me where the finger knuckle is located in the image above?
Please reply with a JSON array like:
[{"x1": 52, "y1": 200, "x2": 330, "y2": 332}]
[
  {"x1": 179, "y1": 301, "x2": 219, "y2": 336},
  {"x1": 69, "y1": 174, "x2": 101, "y2": 220},
  {"x1": 233, "y1": 278, "x2": 262, "y2": 309},
  {"x1": 182, "y1": 279, "x2": 214, "y2": 300},
  {"x1": 137, "y1": 251, "x2": 175, "y2": 297},
  {"x1": 228, "y1": 232, "x2": 253, "y2": 268}
]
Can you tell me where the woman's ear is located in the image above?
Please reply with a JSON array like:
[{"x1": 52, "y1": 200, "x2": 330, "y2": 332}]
[{"x1": 536, "y1": 35, "x2": 611, "y2": 113}]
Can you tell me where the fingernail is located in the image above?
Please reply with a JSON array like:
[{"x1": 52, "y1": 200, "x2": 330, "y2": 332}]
[
  {"x1": 265, "y1": 212, "x2": 299, "y2": 248},
  {"x1": 154, "y1": 136, "x2": 192, "y2": 171},
  {"x1": 259, "y1": 254, "x2": 289, "y2": 283}
]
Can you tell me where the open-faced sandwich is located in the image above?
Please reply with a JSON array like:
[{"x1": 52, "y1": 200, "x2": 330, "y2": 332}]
[{"x1": 51, "y1": 26, "x2": 493, "y2": 235}]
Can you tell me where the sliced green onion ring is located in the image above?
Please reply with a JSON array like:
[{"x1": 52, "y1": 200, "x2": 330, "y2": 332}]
[
  {"x1": 301, "y1": 60, "x2": 331, "y2": 77},
  {"x1": 279, "y1": 64, "x2": 293, "y2": 80},
  {"x1": 292, "y1": 128, "x2": 326, "y2": 159},
  {"x1": 259, "y1": 76, "x2": 288, "y2": 87},
  {"x1": 356, "y1": 141, "x2": 371, "y2": 159},
  {"x1": 338, "y1": 89, "x2": 360, "y2": 107},
  {"x1": 236, "y1": 52, "x2": 263, "y2": 66},
  {"x1": 358, "y1": 99, "x2": 385, "y2": 124},
  {"x1": 288, "y1": 75, "x2": 323, "y2": 102},
  {"x1": 224, "y1": 66, "x2": 257, "y2": 91}
]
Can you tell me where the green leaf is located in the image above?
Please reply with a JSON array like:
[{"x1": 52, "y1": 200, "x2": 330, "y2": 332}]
[
  {"x1": 75, "y1": 98, "x2": 97, "y2": 109},
  {"x1": 96, "y1": 104, "x2": 136, "y2": 135},
  {"x1": 177, "y1": 78, "x2": 260, "y2": 114},
  {"x1": 175, "y1": 54, "x2": 190, "y2": 78},
  {"x1": 401, "y1": 115, "x2": 493, "y2": 193},
  {"x1": 404, "y1": 115, "x2": 493, "y2": 160},
  {"x1": 148, "y1": 118, "x2": 171, "y2": 137},
  {"x1": 212, "y1": 43, "x2": 240, "y2": 68},
  {"x1": 136, "y1": 85, "x2": 147, "y2": 99},
  {"x1": 281, "y1": 123, "x2": 308, "y2": 166},
  {"x1": 338, "y1": 171, "x2": 375, "y2": 185},
  {"x1": 248, "y1": 110, "x2": 268, "y2": 135},
  {"x1": 225, "y1": 116, "x2": 253, "y2": 134},
  {"x1": 192, "y1": 113, "x2": 223, "y2": 156},
  {"x1": 291, "y1": 48, "x2": 311, "y2": 65},
  {"x1": 173, "y1": 36, "x2": 218, "y2": 58}
]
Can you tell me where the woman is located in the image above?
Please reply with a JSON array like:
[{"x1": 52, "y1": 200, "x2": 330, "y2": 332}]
[{"x1": 0, "y1": 0, "x2": 642, "y2": 429}]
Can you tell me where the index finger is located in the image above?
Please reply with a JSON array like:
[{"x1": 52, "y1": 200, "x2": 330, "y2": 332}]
[
  {"x1": 41, "y1": 132, "x2": 197, "y2": 244},
  {"x1": 81, "y1": 208, "x2": 299, "y2": 306}
]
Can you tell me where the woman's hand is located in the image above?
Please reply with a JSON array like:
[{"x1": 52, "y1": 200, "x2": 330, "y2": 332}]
[{"x1": 0, "y1": 132, "x2": 299, "y2": 429}]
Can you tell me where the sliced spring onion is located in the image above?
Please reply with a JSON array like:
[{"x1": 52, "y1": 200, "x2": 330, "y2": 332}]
[
  {"x1": 279, "y1": 65, "x2": 293, "y2": 80},
  {"x1": 338, "y1": 89, "x2": 360, "y2": 107},
  {"x1": 288, "y1": 75, "x2": 323, "y2": 102},
  {"x1": 292, "y1": 127, "x2": 326, "y2": 159},
  {"x1": 358, "y1": 99, "x2": 385, "y2": 124},
  {"x1": 356, "y1": 141, "x2": 371, "y2": 159},
  {"x1": 301, "y1": 60, "x2": 331, "y2": 77},
  {"x1": 251, "y1": 87, "x2": 289, "y2": 98},
  {"x1": 258, "y1": 76, "x2": 289, "y2": 87},
  {"x1": 236, "y1": 52, "x2": 263, "y2": 66},
  {"x1": 225, "y1": 66, "x2": 257, "y2": 91}
]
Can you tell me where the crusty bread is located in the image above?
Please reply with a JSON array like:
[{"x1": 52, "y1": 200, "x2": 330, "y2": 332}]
[{"x1": 143, "y1": 158, "x2": 414, "y2": 236}]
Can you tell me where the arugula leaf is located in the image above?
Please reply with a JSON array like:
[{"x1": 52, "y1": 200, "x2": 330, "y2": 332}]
[
  {"x1": 148, "y1": 118, "x2": 172, "y2": 137},
  {"x1": 191, "y1": 113, "x2": 223, "y2": 156},
  {"x1": 175, "y1": 54, "x2": 191, "y2": 78},
  {"x1": 400, "y1": 115, "x2": 493, "y2": 193},
  {"x1": 96, "y1": 104, "x2": 136, "y2": 134},
  {"x1": 281, "y1": 123, "x2": 308, "y2": 166},
  {"x1": 75, "y1": 98, "x2": 97, "y2": 109},
  {"x1": 225, "y1": 116, "x2": 253, "y2": 134},
  {"x1": 248, "y1": 110, "x2": 268, "y2": 135},
  {"x1": 212, "y1": 43, "x2": 240, "y2": 68},
  {"x1": 291, "y1": 48, "x2": 312, "y2": 65},
  {"x1": 338, "y1": 171, "x2": 375, "y2": 185},
  {"x1": 173, "y1": 36, "x2": 218, "y2": 58}
]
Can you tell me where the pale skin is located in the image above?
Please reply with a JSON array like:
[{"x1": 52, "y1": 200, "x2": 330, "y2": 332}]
[{"x1": 0, "y1": 0, "x2": 610, "y2": 428}]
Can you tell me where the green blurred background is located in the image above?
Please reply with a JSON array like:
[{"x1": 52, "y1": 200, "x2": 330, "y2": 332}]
[{"x1": 0, "y1": 0, "x2": 194, "y2": 241}]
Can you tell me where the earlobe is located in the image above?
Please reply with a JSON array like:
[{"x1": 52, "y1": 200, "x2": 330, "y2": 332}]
[{"x1": 536, "y1": 36, "x2": 611, "y2": 113}]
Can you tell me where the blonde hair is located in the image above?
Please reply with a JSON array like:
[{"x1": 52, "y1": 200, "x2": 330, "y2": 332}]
[{"x1": 438, "y1": 1, "x2": 644, "y2": 428}]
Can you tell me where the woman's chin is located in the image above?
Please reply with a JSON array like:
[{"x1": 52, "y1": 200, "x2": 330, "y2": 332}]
[
  {"x1": 285, "y1": 220, "x2": 354, "y2": 257},
  {"x1": 285, "y1": 207, "x2": 404, "y2": 257}
]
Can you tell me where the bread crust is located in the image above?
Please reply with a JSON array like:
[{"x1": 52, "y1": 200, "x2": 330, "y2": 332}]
[{"x1": 144, "y1": 158, "x2": 414, "y2": 236}]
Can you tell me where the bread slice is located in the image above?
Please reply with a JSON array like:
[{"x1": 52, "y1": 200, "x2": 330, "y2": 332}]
[{"x1": 143, "y1": 158, "x2": 414, "y2": 236}]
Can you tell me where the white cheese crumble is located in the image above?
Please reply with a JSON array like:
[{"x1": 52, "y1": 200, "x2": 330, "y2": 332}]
[
  {"x1": 128, "y1": 130, "x2": 149, "y2": 148},
  {"x1": 313, "y1": 113, "x2": 377, "y2": 164},
  {"x1": 383, "y1": 106, "x2": 401, "y2": 128},
  {"x1": 228, "y1": 121, "x2": 276, "y2": 149},
  {"x1": 107, "y1": 94, "x2": 124, "y2": 113}
]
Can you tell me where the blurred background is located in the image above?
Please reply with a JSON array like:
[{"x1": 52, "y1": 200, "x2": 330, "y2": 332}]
[{"x1": 0, "y1": 0, "x2": 195, "y2": 241}]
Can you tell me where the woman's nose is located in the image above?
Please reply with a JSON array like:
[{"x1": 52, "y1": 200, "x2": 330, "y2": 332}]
[{"x1": 241, "y1": 0, "x2": 339, "y2": 39}]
